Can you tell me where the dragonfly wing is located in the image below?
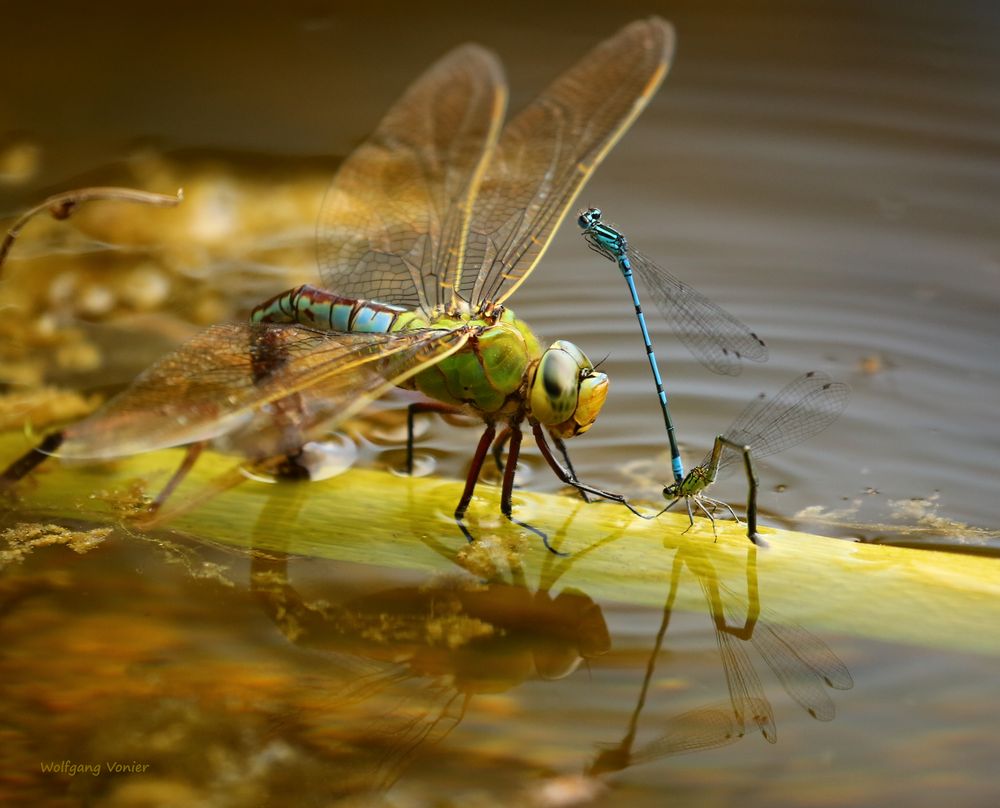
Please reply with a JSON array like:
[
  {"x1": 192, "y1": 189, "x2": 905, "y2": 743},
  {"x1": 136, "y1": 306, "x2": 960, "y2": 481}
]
[
  {"x1": 317, "y1": 45, "x2": 506, "y2": 313},
  {"x1": 629, "y1": 248, "x2": 768, "y2": 377},
  {"x1": 58, "y1": 324, "x2": 468, "y2": 460},
  {"x1": 465, "y1": 17, "x2": 674, "y2": 307},
  {"x1": 628, "y1": 703, "x2": 743, "y2": 764},
  {"x1": 711, "y1": 372, "x2": 851, "y2": 472}
]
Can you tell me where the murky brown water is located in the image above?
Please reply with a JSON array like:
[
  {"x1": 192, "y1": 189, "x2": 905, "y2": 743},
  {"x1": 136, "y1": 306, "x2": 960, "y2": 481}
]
[{"x1": 2, "y1": 1, "x2": 999, "y2": 806}]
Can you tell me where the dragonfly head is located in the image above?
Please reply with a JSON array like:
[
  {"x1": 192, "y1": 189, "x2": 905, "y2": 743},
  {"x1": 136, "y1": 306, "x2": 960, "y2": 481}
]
[
  {"x1": 577, "y1": 207, "x2": 602, "y2": 231},
  {"x1": 529, "y1": 340, "x2": 609, "y2": 439}
]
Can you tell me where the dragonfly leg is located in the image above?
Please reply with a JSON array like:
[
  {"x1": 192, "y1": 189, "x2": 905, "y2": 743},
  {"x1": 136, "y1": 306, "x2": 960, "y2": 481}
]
[
  {"x1": 454, "y1": 422, "x2": 497, "y2": 521},
  {"x1": 491, "y1": 426, "x2": 512, "y2": 475},
  {"x1": 499, "y1": 422, "x2": 522, "y2": 519},
  {"x1": 553, "y1": 436, "x2": 592, "y2": 503},
  {"x1": 0, "y1": 431, "x2": 64, "y2": 489},
  {"x1": 149, "y1": 441, "x2": 205, "y2": 513},
  {"x1": 497, "y1": 422, "x2": 567, "y2": 556},
  {"x1": 719, "y1": 438, "x2": 762, "y2": 545},
  {"x1": 406, "y1": 401, "x2": 463, "y2": 475},
  {"x1": 531, "y1": 423, "x2": 653, "y2": 519}
]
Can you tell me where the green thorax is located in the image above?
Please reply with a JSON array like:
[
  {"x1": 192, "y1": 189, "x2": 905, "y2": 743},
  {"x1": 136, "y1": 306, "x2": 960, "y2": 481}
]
[
  {"x1": 675, "y1": 464, "x2": 713, "y2": 498},
  {"x1": 393, "y1": 307, "x2": 542, "y2": 416}
]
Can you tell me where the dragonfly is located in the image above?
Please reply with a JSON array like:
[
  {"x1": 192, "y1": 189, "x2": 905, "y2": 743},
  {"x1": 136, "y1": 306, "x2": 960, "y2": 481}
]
[
  {"x1": 1, "y1": 18, "x2": 675, "y2": 549},
  {"x1": 578, "y1": 207, "x2": 768, "y2": 483},
  {"x1": 661, "y1": 371, "x2": 850, "y2": 544}
]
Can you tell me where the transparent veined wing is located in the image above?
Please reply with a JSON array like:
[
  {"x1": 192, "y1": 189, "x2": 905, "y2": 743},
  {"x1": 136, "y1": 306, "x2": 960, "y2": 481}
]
[
  {"x1": 464, "y1": 17, "x2": 674, "y2": 307},
  {"x1": 627, "y1": 247, "x2": 769, "y2": 376},
  {"x1": 707, "y1": 372, "x2": 851, "y2": 473},
  {"x1": 316, "y1": 45, "x2": 506, "y2": 313},
  {"x1": 55, "y1": 324, "x2": 469, "y2": 460}
]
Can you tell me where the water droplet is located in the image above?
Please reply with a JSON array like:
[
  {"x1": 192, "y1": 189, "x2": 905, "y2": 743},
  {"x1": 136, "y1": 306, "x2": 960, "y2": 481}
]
[{"x1": 295, "y1": 434, "x2": 358, "y2": 480}]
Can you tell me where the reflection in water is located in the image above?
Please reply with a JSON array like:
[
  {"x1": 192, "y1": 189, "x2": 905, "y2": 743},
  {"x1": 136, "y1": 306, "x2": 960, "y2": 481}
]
[
  {"x1": 576, "y1": 541, "x2": 852, "y2": 794},
  {"x1": 0, "y1": 487, "x2": 856, "y2": 804},
  {"x1": 246, "y1": 487, "x2": 619, "y2": 796},
  {"x1": 680, "y1": 542, "x2": 853, "y2": 743},
  {"x1": 244, "y1": 484, "x2": 853, "y2": 800}
]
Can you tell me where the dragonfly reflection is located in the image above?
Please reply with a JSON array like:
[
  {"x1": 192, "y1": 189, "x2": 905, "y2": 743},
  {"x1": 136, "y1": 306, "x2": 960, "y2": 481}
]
[{"x1": 246, "y1": 490, "x2": 616, "y2": 796}]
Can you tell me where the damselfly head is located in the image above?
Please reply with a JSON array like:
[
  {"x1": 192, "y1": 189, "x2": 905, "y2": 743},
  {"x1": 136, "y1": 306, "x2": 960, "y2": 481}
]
[
  {"x1": 529, "y1": 340, "x2": 609, "y2": 439},
  {"x1": 577, "y1": 207, "x2": 602, "y2": 230},
  {"x1": 663, "y1": 481, "x2": 681, "y2": 499}
]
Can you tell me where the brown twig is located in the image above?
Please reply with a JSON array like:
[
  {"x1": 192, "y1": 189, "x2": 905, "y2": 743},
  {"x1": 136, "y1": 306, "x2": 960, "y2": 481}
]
[{"x1": 0, "y1": 186, "x2": 184, "y2": 273}]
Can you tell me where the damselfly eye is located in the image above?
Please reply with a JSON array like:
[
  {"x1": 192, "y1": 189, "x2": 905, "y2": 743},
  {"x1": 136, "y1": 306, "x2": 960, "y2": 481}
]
[{"x1": 578, "y1": 208, "x2": 603, "y2": 229}]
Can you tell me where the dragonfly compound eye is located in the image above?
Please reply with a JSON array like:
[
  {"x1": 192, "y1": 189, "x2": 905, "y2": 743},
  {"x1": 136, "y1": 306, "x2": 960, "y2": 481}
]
[{"x1": 531, "y1": 341, "x2": 607, "y2": 438}]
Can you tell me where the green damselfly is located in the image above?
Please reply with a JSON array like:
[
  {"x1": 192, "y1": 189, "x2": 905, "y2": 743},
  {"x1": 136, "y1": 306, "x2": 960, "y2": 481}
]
[{"x1": 662, "y1": 372, "x2": 850, "y2": 544}]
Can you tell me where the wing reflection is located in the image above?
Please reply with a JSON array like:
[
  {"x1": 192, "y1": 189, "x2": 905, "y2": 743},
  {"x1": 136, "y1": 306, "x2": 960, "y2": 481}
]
[
  {"x1": 582, "y1": 539, "x2": 852, "y2": 789},
  {"x1": 687, "y1": 543, "x2": 853, "y2": 742},
  {"x1": 247, "y1": 489, "x2": 613, "y2": 796}
]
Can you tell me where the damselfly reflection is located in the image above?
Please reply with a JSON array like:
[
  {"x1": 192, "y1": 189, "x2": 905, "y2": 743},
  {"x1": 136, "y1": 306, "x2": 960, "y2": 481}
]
[{"x1": 588, "y1": 539, "x2": 851, "y2": 781}]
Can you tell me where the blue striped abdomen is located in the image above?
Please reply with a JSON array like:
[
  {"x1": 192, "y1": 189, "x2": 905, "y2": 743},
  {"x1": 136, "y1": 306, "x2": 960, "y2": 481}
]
[{"x1": 251, "y1": 284, "x2": 407, "y2": 333}]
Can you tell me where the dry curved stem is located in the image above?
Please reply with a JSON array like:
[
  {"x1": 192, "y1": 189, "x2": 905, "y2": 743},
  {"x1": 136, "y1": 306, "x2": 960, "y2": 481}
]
[{"x1": 0, "y1": 185, "x2": 184, "y2": 272}]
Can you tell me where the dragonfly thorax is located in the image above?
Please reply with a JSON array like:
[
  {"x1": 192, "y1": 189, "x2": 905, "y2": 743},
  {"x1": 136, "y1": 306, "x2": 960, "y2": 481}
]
[
  {"x1": 403, "y1": 306, "x2": 607, "y2": 437},
  {"x1": 402, "y1": 306, "x2": 540, "y2": 417}
]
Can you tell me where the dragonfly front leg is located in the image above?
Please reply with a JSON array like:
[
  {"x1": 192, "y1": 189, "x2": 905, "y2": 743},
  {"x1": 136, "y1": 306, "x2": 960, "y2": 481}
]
[
  {"x1": 718, "y1": 437, "x2": 762, "y2": 545},
  {"x1": 692, "y1": 496, "x2": 719, "y2": 538},
  {"x1": 552, "y1": 436, "x2": 592, "y2": 503},
  {"x1": 493, "y1": 427, "x2": 590, "y2": 503},
  {"x1": 530, "y1": 423, "x2": 652, "y2": 519},
  {"x1": 681, "y1": 496, "x2": 696, "y2": 533}
]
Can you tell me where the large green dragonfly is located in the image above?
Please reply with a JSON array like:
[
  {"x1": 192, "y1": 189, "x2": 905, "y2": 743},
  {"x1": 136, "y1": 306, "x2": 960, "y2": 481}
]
[{"x1": 3, "y1": 18, "x2": 674, "y2": 544}]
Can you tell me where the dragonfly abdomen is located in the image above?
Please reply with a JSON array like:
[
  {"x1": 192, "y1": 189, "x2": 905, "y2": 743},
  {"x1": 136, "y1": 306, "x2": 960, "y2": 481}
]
[{"x1": 251, "y1": 284, "x2": 408, "y2": 334}]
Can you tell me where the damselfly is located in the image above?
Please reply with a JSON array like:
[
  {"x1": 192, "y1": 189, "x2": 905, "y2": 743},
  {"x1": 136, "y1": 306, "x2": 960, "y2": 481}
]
[
  {"x1": 578, "y1": 207, "x2": 768, "y2": 482},
  {"x1": 662, "y1": 372, "x2": 850, "y2": 544}
]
